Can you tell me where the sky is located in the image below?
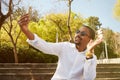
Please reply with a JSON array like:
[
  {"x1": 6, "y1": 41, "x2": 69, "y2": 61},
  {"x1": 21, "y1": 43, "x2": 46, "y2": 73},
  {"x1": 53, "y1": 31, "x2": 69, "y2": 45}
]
[{"x1": 3, "y1": 0, "x2": 120, "y2": 32}]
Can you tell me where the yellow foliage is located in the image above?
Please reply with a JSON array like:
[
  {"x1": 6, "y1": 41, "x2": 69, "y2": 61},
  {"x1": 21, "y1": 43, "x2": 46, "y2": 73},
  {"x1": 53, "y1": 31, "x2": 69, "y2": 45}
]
[{"x1": 113, "y1": 0, "x2": 120, "y2": 21}]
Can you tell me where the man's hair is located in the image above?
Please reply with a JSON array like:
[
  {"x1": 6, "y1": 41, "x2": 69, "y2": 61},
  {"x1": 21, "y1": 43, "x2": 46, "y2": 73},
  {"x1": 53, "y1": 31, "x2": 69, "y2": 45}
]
[{"x1": 82, "y1": 25, "x2": 95, "y2": 40}]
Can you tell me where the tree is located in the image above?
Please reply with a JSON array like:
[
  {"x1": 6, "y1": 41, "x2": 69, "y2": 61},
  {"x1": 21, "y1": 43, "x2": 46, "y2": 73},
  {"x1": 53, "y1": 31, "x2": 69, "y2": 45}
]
[
  {"x1": 103, "y1": 28, "x2": 118, "y2": 58},
  {"x1": 46, "y1": 13, "x2": 69, "y2": 41},
  {"x1": 0, "y1": 0, "x2": 21, "y2": 29},
  {"x1": 113, "y1": 0, "x2": 120, "y2": 21},
  {"x1": 46, "y1": 12, "x2": 84, "y2": 42},
  {"x1": 2, "y1": 16, "x2": 21, "y2": 63},
  {"x1": 67, "y1": 0, "x2": 74, "y2": 42},
  {"x1": 114, "y1": 32, "x2": 120, "y2": 57},
  {"x1": 85, "y1": 16, "x2": 102, "y2": 31},
  {"x1": 58, "y1": 0, "x2": 74, "y2": 42},
  {"x1": 1, "y1": 6, "x2": 27, "y2": 63},
  {"x1": 0, "y1": 0, "x2": 12, "y2": 29},
  {"x1": 28, "y1": 6, "x2": 40, "y2": 22}
]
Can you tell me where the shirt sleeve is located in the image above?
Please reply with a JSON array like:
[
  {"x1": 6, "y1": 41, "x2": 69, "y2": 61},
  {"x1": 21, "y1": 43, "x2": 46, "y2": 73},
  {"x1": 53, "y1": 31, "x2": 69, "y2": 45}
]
[
  {"x1": 26, "y1": 34, "x2": 63, "y2": 56},
  {"x1": 67, "y1": 53, "x2": 97, "y2": 80},
  {"x1": 83, "y1": 54, "x2": 97, "y2": 80}
]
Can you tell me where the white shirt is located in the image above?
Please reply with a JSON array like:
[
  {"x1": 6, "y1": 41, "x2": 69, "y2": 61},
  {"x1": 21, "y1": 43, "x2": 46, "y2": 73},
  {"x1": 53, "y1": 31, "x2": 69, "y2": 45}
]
[{"x1": 27, "y1": 34, "x2": 97, "y2": 80}]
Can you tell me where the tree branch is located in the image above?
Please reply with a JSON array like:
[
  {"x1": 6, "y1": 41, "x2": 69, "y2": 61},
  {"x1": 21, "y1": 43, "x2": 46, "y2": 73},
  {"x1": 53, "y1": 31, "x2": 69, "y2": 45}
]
[
  {"x1": 0, "y1": 0, "x2": 2, "y2": 15},
  {"x1": 6, "y1": 0, "x2": 12, "y2": 18},
  {"x1": 13, "y1": 0, "x2": 21, "y2": 7},
  {"x1": 2, "y1": 26, "x2": 9, "y2": 35}
]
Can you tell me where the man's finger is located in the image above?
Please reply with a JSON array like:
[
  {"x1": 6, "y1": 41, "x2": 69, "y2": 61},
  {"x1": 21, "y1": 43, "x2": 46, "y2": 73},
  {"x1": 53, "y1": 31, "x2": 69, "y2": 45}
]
[{"x1": 21, "y1": 14, "x2": 29, "y2": 19}]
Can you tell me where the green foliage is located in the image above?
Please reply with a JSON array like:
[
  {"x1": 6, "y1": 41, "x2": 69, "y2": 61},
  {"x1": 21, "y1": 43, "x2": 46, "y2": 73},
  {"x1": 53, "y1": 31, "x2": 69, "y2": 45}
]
[
  {"x1": 18, "y1": 47, "x2": 58, "y2": 63},
  {"x1": 46, "y1": 12, "x2": 84, "y2": 41},
  {"x1": 107, "y1": 46, "x2": 118, "y2": 58},
  {"x1": 103, "y1": 28, "x2": 115, "y2": 50},
  {"x1": 46, "y1": 13, "x2": 69, "y2": 41},
  {"x1": 101, "y1": 28, "x2": 119, "y2": 58},
  {"x1": 0, "y1": 43, "x2": 58, "y2": 63},
  {"x1": 85, "y1": 16, "x2": 101, "y2": 31},
  {"x1": 1, "y1": 19, "x2": 23, "y2": 48},
  {"x1": 0, "y1": 44, "x2": 14, "y2": 63},
  {"x1": 29, "y1": 20, "x2": 57, "y2": 42},
  {"x1": 94, "y1": 42, "x2": 105, "y2": 58}
]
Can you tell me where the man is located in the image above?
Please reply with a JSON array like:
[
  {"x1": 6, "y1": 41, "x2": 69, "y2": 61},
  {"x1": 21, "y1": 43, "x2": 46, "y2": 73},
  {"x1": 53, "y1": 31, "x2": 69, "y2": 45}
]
[{"x1": 18, "y1": 14, "x2": 103, "y2": 80}]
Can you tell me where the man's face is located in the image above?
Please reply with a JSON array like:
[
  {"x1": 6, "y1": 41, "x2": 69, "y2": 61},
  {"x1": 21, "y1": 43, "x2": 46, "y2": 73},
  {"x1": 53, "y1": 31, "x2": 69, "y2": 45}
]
[{"x1": 74, "y1": 27, "x2": 91, "y2": 46}]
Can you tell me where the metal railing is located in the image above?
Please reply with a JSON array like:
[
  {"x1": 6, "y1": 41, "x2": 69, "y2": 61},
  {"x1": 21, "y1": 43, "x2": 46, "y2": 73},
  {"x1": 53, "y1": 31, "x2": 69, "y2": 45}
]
[{"x1": 97, "y1": 58, "x2": 120, "y2": 64}]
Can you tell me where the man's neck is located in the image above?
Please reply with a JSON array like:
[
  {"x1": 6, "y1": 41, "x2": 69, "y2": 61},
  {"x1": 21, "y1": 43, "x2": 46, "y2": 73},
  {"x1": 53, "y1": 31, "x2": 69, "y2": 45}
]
[{"x1": 76, "y1": 44, "x2": 86, "y2": 52}]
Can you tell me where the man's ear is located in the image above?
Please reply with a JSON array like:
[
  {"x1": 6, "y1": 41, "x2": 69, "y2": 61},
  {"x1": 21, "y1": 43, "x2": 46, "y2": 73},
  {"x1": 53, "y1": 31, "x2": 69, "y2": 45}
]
[
  {"x1": 88, "y1": 39, "x2": 93, "y2": 43},
  {"x1": 88, "y1": 38, "x2": 93, "y2": 42}
]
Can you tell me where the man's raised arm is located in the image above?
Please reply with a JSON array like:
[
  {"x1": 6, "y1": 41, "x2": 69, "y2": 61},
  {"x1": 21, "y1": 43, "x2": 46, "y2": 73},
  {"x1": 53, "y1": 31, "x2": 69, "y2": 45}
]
[{"x1": 18, "y1": 14, "x2": 34, "y2": 40}]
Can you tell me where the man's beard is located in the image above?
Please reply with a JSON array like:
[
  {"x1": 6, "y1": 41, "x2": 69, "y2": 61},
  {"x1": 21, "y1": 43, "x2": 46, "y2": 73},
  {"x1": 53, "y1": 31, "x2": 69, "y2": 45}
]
[{"x1": 75, "y1": 42, "x2": 81, "y2": 46}]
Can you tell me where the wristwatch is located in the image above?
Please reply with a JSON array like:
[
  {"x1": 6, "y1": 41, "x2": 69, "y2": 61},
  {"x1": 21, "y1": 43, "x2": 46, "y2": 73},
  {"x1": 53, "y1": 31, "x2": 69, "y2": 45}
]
[
  {"x1": 86, "y1": 56, "x2": 93, "y2": 60},
  {"x1": 86, "y1": 51, "x2": 93, "y2": 60}
]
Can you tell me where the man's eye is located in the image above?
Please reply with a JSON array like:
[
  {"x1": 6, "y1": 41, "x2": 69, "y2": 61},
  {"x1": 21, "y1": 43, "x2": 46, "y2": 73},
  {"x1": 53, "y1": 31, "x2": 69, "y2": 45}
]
[{"x1": 76, "y1": 30, "x2": 80, "y2": 34}]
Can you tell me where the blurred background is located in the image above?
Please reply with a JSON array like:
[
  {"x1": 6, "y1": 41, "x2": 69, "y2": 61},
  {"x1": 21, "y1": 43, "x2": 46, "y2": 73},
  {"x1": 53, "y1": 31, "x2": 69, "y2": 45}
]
[{"x1": 0, "y1": 0, "x2": 120, "y2": 63}]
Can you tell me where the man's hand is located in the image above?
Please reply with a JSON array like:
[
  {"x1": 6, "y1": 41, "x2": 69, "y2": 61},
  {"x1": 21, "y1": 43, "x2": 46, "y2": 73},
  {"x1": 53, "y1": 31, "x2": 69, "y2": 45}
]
[
  {"x1": 18, "y1": 14, "x2": 30, "y2": 32},
  {"x1": 86, "y1": 29, "x2": 103, "y2": 57},
  {"x1": 18, "y1": 14, "x2": 34, "y2": 40}
]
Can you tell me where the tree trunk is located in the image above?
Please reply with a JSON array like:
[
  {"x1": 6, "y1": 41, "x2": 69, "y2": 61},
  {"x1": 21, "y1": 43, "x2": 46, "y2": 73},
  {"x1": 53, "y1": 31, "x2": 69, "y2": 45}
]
[
  {"x1": 0, "y1": 16, "x2": 6, "y2": 29},
  {"x1": 9, "y1": 34, "x2": 19, "y2": 63},
  {"x1": 13, "y1": 45, "x2": 18, "y2": 63},
  {"x1": 67, "y1": 0, "x2": 73, "y2": 42}
]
